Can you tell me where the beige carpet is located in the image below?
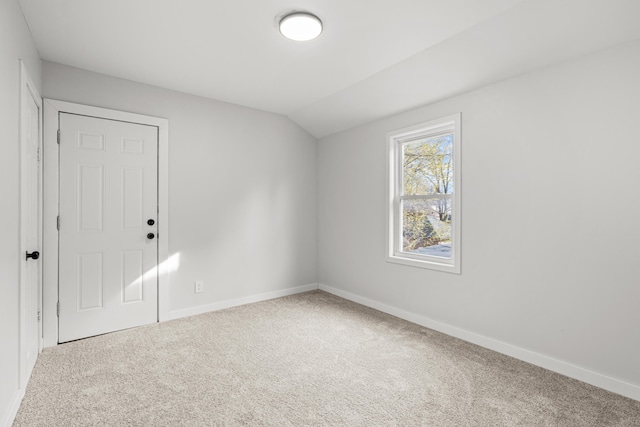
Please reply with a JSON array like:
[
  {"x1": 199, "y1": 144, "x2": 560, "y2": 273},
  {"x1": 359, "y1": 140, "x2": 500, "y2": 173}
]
[{"x1": 14, "y1": 291, "x2": 640, "y2": 426}]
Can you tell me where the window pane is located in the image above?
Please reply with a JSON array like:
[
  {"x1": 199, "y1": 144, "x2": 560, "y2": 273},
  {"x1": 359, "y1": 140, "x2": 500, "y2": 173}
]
[
  {"x1": 402, "y1": 134, "x2": 454, "y2": 196},
  {"x1": 401, "y1": 198, "x2": 452, "y2": 258}
]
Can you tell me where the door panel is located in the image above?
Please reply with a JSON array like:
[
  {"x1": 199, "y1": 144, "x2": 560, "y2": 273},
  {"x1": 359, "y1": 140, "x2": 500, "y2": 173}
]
[
  {"x1": 77, "y1": 163, "x2": 104, "y2": 231},
  {"x1": 59, "y1": 113, "x2": 158, "y2": 343},
  {"x1": 121, "y1": 250, "x2": 143, "y2": 303},
  {"x1": 77, "y1": 252, "x2": 103, "y2": 310}
]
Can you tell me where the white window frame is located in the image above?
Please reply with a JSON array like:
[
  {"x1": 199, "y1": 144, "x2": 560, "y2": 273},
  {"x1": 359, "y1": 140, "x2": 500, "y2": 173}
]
[{"x1": 386, "y1": 113, "x2": 461, "y2": 274}]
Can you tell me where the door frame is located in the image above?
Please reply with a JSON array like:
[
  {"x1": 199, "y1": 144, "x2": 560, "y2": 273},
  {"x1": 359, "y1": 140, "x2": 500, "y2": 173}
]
[
  {"x1": 42, "y1": 99, "x2": 170, "y2": 347},
  {"x1": 19, "y1": 60, "x2": 42, "y2": 387}
]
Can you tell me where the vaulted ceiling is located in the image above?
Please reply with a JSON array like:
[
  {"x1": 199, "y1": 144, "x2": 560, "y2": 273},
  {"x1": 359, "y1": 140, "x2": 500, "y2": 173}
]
[{"x1": 18, "y1": 0, "x2": 640, "y2": 138}]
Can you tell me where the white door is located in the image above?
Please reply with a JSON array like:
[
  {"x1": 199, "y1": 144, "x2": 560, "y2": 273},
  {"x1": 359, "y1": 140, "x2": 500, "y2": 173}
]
[
  {"x1": 20, "y1": 75, "x2": 41, "y2": 383},
  {"x1": 58, "y1": 113, "x2": 158, "y2": 343}
]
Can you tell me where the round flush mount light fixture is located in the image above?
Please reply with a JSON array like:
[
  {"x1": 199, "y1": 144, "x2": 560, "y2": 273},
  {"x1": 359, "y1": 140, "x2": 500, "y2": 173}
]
[{"x1": 279, "y1": 12, "x2": 323, "y2": 41}]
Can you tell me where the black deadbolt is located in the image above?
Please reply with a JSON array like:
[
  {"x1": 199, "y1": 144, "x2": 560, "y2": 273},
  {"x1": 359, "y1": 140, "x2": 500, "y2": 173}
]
[
  {"x1": 147, "y1": 219, "x2": 155, "y2": 226},
  {"x1": 147, "y1": 233, "x2": 155, "y2": 240},
  {"x1": 26, "y1": 251, "x2": 40, "y2": 261}
]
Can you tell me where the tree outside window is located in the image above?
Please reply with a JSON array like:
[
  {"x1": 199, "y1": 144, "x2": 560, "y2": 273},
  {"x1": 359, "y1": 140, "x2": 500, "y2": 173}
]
[{"x1": 402, "y1": 134, "x2": 453, "y2": 257}]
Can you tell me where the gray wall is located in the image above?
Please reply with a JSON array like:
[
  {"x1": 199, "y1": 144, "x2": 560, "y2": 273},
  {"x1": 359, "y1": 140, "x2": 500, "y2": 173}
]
[
  {"x1": 0, "y1": 0, "x2": 42, "y2": 424},
  {"x1": 317, "y1": 40, "x2": 640, "y2": 392},
  {"x1": 43, "y1": 61, "x2": 317, "y2": 317}
]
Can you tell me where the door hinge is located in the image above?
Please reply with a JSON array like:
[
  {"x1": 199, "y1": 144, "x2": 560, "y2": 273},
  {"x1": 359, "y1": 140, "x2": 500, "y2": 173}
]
[
  {"x1": 57, "y1": 129, "x2": 60, "y2": 144},
  {"x1": 56, "y1": 301, "x2": 60, "y2": 317},
  {"x1": 57, "y1": 215, "x2": 60, "y2": 230},
  {"x1": 37, "y1": 309, "x2": 41, "y2": 321},
  {"x1": 37, "y1": 146, "x2": 41, "y2": 162}
]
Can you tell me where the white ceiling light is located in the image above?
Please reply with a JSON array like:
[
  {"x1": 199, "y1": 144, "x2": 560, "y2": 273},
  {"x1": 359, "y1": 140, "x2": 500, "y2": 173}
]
[{"x1": 279, "y1": 12, "x2": 323, "y2": 41}]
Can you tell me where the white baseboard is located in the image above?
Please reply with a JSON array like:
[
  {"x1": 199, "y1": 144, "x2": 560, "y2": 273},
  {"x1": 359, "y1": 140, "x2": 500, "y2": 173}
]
[
  {"x1": 169, "y1": 283, "x2": 319, "y2": 320},
  {"x1": 318, "y1": 283, "x2": 640, "y2": 402},
  {"x1": 1, "y1": 387, "x2": 25, "y2": 427}
]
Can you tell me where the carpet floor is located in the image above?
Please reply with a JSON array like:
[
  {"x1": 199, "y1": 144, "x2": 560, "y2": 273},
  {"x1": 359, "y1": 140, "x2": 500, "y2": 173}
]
[{"x1": 14, "y1": 291, "x2": 640, "y2": 426}]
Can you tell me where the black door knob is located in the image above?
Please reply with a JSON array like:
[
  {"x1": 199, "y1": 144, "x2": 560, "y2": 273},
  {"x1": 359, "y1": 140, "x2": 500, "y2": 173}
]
[
  {"x1": 147, "y1": 233, "x2": 155, "y2": 240},
  {"x1": 26, "y1": 251, "x2": 40, "y2": 260},
  {"x1": 147, "y1": 219, "x2": 155, "y2": 226}
]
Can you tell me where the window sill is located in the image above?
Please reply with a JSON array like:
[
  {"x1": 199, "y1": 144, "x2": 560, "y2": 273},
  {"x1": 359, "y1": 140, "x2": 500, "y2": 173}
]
[{"x1": 386, "y1": 254, "x2": 460, "y2": 274}]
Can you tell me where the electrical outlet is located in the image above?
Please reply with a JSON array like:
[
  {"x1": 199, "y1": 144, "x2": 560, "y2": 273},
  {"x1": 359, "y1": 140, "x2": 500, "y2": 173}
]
[{"x1": 195, "y1": 280, "x2": 204, "y2": 293}]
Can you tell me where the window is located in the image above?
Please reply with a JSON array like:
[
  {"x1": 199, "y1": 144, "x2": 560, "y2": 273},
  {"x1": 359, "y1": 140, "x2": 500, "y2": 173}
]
[{"x1": 387, "y1": 113, "x2": 461, "y2": 273}]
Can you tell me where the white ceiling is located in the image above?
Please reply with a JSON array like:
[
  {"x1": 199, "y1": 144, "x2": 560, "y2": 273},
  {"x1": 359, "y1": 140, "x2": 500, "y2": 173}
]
[{"x1": 18, "y1": 0, "x2": 640, "y2": 138}]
